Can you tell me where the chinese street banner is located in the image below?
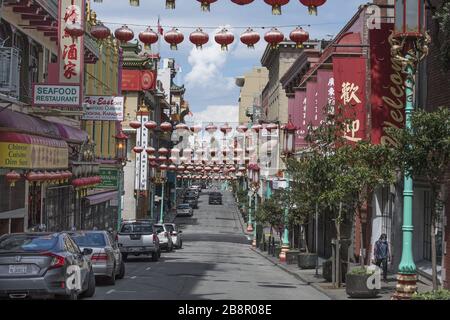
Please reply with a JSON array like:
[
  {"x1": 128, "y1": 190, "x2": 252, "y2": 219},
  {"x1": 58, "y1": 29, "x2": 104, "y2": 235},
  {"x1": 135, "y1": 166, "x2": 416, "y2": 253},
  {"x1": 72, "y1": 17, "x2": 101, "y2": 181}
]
[
  {"x1": 333, "y1": 56, "x2": 367, "y2": 143},
  {"x1": 370, "y1": 23, "x2": 406, "y2": 146},
  {"x1": 58, "y1": 0, "x2": 85, "y2": 110},
  {"x1": 294, "y1": 88, "x2": 307, "y2": 148}
]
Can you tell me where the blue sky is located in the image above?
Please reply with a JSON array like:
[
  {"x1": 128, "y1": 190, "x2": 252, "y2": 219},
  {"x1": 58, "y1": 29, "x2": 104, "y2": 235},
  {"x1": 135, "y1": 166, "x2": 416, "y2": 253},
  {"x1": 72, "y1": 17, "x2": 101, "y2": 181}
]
[{"x1": 92, "y1": 0, "x2": 366, "y2": 123}]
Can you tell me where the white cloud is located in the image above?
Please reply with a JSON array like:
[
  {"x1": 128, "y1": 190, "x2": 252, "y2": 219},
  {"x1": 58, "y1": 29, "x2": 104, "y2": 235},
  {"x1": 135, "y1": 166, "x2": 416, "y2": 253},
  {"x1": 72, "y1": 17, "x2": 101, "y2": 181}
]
[
  {"x1": 185, "y1": 105, "x2": 239, "y2": 124},
  {"x1": 184, "y1": 27, "x2": 236, "y2": 95}
]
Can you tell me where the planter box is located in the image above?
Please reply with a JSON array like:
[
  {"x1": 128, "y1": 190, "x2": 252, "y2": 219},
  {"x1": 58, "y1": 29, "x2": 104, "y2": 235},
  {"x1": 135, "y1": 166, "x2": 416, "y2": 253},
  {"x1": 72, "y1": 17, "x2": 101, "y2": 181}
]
[
  {"x1": 346, "y1": 273, "x2": 379, "y2": 298},
  {"x1": 322, "y1": 260, "x2": 348, "y2": 283},
  {"x1": 298, "y1": 253, "x2": 318, "y2": 270},
  {"x1": 286, "y1": 250, "x2": 300, "y2": 265}
]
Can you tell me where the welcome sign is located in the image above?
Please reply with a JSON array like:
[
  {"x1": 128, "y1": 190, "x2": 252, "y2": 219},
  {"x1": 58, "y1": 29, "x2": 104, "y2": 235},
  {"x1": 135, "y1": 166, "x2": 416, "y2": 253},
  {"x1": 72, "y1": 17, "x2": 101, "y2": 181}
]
[{"x1": 82, "y1": 96, "x2": 124, "y2": 121}]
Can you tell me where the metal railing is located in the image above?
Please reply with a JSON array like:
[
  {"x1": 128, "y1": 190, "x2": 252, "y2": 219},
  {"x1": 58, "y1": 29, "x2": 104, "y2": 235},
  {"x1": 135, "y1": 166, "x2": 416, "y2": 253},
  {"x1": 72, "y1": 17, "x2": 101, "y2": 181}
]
[{"x1": 0, "y1": 47, "x2": 20, "y2": 99}]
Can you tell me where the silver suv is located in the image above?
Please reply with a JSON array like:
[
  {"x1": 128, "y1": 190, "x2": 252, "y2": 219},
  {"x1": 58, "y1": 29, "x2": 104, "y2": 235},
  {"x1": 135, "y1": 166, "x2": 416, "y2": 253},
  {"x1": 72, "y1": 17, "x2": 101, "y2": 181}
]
[{"x1": 117, "y1": 220, "x2": 161, "y2": 262}]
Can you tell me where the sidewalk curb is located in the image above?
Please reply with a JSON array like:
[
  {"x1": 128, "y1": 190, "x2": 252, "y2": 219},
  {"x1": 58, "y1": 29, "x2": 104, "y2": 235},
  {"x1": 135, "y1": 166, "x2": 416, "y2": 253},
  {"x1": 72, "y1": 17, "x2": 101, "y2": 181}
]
[{"x1": 250, "y1": 247, "x2": 336, "y2": 300}]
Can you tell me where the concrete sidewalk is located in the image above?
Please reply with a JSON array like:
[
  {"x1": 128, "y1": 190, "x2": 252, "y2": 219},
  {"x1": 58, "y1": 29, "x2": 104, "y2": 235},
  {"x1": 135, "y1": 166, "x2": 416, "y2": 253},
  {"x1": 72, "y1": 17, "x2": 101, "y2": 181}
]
[{"x1": 250, "y1": 247, "x2": 432, "y2": 300}]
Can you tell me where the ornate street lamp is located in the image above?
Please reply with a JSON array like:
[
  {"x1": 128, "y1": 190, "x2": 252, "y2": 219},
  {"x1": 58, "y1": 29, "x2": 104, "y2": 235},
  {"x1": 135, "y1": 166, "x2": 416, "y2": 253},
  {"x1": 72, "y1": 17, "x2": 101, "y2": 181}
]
[
  {"x1": 390, "y1": 0, "x2": 430, "y2": 300},
  {"x1": 278, "y1": 117, "x2": 297, "y2": 262},
  {"x1": 115, "y1": 130, "x2": 129, "y2": 162}
]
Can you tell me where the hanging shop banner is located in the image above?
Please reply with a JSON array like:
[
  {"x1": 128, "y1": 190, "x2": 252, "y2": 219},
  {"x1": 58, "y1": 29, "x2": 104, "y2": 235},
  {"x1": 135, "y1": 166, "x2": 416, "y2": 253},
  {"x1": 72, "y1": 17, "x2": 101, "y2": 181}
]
[
  {"x1": 81, "y1": 96, "x2": 124, "y2": 121},
  {"x1": 316, "y1": 69, "x2": 334, "y2": 119},
  {"x1": 121, "y1": 70, "x2": 156, "y2": 92},
  {"x1": 96, "y1": 168, "x2": 119, "y2": 189},
  {"x1": 0, "y1": 132, "x2": 69, "y2": 169},
  {"x1": 294, "y1": 88, "x2": 307, "y2": 148},
  {"x1": 58, "y1": 0, "x2": 85, "y2": 86},
  {"x1": 333, "y1": 56, "x2": 367, "y2": 143},
  {"x1": 370, "y1": 23, "x2": 406, "y2": 146},
  {"x1": 33, "y1": 84, "x2": 81, "y2": 107},
  {"x1": 135, "y1": 112, "x2": 149, "y2": 191}
]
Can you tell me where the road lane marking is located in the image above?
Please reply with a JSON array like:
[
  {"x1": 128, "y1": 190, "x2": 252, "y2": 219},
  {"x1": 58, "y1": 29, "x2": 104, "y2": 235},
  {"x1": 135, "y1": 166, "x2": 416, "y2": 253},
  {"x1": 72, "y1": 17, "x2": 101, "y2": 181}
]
[
  {"x1": 106, "y1": 289, "x2": 115, "y2": 295},
  {"x1": 131, "y1": 276, "x2": 137, "y2": 279},
  {"x1": 146, "y1": 267, "x2": 151, "y2": 270}
]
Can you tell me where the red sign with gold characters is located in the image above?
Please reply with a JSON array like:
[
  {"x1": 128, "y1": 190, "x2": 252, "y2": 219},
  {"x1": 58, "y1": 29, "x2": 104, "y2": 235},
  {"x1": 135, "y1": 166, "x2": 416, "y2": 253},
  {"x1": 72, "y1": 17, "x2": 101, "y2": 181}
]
[
  {"x1": 333, "y1": 56, "x2": 367, "y2": 143},
  {"x1": 370, "y1": 23, "x2": 406, "y2": 146},
  {"x1": 122, "y1": 70, "x2": 156, "y2": 91}
]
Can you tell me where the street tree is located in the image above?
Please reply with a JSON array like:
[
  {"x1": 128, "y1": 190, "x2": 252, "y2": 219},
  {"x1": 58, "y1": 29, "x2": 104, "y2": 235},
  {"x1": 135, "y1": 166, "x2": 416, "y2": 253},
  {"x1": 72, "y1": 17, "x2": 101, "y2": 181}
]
[{"x1": 389, "y1": 106, "x2": 450, "y2": 290}]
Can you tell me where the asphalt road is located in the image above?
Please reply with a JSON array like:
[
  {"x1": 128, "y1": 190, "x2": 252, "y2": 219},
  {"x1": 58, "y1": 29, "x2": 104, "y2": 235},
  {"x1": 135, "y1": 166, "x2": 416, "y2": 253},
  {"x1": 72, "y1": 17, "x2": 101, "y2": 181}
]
[{"x1": 89, "y1": 189, "x2": 329, "y2": 300}]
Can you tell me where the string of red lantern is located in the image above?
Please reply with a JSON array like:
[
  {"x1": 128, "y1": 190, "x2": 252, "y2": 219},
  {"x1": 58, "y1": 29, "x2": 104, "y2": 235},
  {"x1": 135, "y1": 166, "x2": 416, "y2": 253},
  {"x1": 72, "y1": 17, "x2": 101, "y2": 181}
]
[
  {"x1": 92, "y1": 0, "x2": 327, "y2": 15},
  {"x1": 93, "y1": 25, "x2": 310, "y2": 51}
]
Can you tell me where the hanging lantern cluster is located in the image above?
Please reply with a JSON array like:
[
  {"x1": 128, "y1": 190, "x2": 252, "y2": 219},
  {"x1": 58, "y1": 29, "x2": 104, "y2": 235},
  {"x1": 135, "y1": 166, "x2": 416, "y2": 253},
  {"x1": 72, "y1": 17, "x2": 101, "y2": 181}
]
[
  {"x1": 114, "y1": 25, "x2": 134, "y2": 44},
  {"x1": 94, "y1": 0, "x2": 327, "y2": 15},
  {"x1": 190, "y1": 28, "x2": 209, "y2": 49},
  {"x1": 215, "y1": 28, "x2": 235, "y2": 51},
  {"x1": 139, "y1": 27, "x2": 159, "y2": 50}
]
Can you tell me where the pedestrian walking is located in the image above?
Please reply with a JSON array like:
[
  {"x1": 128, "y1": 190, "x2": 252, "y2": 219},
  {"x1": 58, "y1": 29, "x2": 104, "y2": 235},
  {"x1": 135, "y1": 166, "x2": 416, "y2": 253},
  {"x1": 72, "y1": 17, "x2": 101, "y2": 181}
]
[{"x1": 373, "y1": 234, "x2": 391, "y2": 282}]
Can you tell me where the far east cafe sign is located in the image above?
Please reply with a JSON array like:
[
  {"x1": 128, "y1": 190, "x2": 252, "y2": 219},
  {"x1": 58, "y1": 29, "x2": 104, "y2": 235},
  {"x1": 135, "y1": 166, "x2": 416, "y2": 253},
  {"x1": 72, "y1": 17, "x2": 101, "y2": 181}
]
[{"x1": 32, "y1": 0, "x2": 84, "y2": 110}]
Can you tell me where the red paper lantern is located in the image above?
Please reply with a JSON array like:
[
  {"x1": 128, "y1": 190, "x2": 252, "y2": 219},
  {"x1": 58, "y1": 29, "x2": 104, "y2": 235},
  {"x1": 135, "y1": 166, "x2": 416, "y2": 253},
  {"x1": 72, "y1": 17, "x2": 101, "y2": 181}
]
[
  {"x1": 129, "y1": 121, "x2": 141, "y2": 129},
  {"x1": 144, "y1": 120, "x2": 157, "y2": 130},
  {"x1": 168, "y1": 164, "x2": 177, "y2": 171},
  {"x1": 189, "y1": 28, "x2": 209, "y2": 49},
  {"x1": 164, "y1": 28, "x2": 184, "y2": 50},
  {"x1": 90, "y1": 24, "x2": 111, "y2": 41},
  {"x1": 139, "y1": 27, "x2": 159, "y2": 50},
  {"x1": 146, "y1": 147, "x2": 156, "y2": 155},
  {"x1": 264, "y1": 0, "x2": 289, "y2": 15},
  {"x1": 26, "y1": 171, "x2": 39, "y2": 182},
  {"x1": 252, "y1": 124, "x2": 263, "y2": 133},
  {"x1": 264, "y1": 28, "x2": 284, "y2": 49},
  {"x1": 133, "y1": 146, "x2": 144, "y2": 154},
  {"x1": 157, "y1": 156, "x2": 168, "y2": 163},
  {"x1": 65, "y1": 23, "x2": 84, "y2": 41},
  {"x1": 114, "y1": 25, "x2": 134, "y2": 44},
  {"x1": 266, "y1": 123, "x2": 278, "y2": 131},
  {"x1": 240, "y1": 28, "x2": 260, "y2": 49},
  {"x1": 206, "y1": 124, "x2": 217, "y2": 134},
  {"x1": 197, "y1": 0, "x2": 217, "y2": 11},
  {"x1": 159, "y1": 164, "x2": 168, "y2": 171},
  {"x1": 158, "y1": 148, "x2": 169, "y2": 155},
  {"x1": 149, "y1": 161, "x2": 158, "y2": 168},
  {"x1": 289, "y1": 27, "x2": 309, "y2": 48},
  {"x1": 237, "y1": 124, "x2": 248, "y2": 133},
  {"x1": 190, "y1": 125, "x2": 202, "y2": 133},
  {"x1": 299, "y1": 0, "x2": 327, "y2": 15},
  {"x1": 175, "y1": 123, "x2": 189, "y2": 131},
  {"x1": 215, "y1": 28, "x2": 234, "y2": 51},
  {"x1": 160, "y1": 122, "x2": 173, "y2": 132},
  {"x1": 6, "y1": 171, "x2": 21, "y2": 187},
  {"x1": 166, "y1": 0, "x2": 175, "y2": 9},
  {"x1": 231, "y1": 0, "x2": 254, "y2": 4},
  {"x1": 220, "y1": 123, "x2": 232, "y2": 135}
]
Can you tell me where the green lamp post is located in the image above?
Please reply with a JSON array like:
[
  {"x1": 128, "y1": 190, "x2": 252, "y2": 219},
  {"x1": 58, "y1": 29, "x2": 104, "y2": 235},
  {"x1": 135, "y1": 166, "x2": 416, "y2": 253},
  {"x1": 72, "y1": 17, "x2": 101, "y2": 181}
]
[
  {"x1": 279, "y1": 117, "x2": 297, "y2": 262},
  {"x1": 251, "y1": 164, "x2": 261, "y2": 248},
  {"x1": 390, "y1": 0, "x2": 430, "y2": 300},
  {"x1": 114, "y1": 130, "x2": 128, "y2": 231}
]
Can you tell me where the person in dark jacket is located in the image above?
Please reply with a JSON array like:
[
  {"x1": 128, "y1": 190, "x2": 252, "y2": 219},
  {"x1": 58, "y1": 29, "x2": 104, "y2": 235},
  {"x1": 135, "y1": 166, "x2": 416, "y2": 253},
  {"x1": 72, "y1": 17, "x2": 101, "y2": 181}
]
[{"x1": 373, "y1": 234, "x2": 391, "y2": 281}]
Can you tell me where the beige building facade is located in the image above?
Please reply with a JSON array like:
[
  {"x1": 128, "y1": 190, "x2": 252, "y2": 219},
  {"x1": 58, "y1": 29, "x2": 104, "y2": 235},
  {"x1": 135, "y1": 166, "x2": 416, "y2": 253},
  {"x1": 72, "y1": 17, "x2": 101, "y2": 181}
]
[{"x1": 235, "y1": 67, "x2": 268, "y2": 125}]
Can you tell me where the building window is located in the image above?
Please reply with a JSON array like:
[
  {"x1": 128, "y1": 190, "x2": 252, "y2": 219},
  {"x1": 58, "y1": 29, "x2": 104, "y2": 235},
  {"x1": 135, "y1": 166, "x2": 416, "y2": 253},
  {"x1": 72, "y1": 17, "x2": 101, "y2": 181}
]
[
  {"x1": 44, "y1": 186, "x2": 73, "y2": 232},
  {"x1": 423, "y1": 191, "x2": 443, "y2": 263},
  {"x1": 0, "y1": 176, "x2": 25, "y2": 213}
]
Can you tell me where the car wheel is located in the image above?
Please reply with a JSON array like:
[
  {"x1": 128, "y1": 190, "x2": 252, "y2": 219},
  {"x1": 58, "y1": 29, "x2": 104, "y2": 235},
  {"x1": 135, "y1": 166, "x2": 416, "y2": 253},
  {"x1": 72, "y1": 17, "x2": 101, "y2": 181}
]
[
  {"x1": 81, "y1": 270, "x2": 96, "y2": 298},
  {"x1": 117, "y1": 261, "x2": 125, "y2": 280},
  {"x1": 122, "y1": 253, "x2": 128, "y2": 262},
  {"x1": 105, "y1": 266, "x2": 116, "y2": 286},
  {"x1": 151, "y1": 251, "x2": 159, "y2": 262}
]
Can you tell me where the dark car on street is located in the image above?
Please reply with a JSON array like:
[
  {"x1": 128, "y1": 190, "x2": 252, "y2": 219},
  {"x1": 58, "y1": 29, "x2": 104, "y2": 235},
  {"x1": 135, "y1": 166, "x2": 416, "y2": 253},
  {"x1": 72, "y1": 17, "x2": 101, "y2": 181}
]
[
  {"x1": 209, "y1": 192, "x2": 223, "y2": 205},
  {"x1": 0, "y1": 232, "x2": 96, "y2": 300},
  {"x1": 184, "y1": 195, "x2": 199, "y2": 209}
]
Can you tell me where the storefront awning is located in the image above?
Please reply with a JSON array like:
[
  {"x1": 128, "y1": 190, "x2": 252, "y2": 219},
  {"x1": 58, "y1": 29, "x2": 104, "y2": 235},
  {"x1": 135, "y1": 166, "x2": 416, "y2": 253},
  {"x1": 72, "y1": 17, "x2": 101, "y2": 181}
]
[
  {"x1": 84, "y1": 191, "x2": 118, "y2": 206},
  {"x1": 0, "y1": 109, "x2": 88, "y2": 143}
]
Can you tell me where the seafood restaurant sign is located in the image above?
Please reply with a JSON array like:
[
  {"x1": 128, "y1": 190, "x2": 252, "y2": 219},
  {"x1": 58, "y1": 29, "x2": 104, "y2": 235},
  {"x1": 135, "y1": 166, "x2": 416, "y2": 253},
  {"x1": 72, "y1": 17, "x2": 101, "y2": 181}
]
[{"x1": 81, "y1": 96, "x2": 124, "y2": 121}]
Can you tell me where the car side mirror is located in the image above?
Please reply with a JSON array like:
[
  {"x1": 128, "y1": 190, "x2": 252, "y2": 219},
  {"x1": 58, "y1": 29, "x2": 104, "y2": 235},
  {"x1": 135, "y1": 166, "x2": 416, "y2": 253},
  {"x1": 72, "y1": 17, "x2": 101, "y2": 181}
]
[{"x1": 82, "y1": 248, "x2": 93, "y2": 255}]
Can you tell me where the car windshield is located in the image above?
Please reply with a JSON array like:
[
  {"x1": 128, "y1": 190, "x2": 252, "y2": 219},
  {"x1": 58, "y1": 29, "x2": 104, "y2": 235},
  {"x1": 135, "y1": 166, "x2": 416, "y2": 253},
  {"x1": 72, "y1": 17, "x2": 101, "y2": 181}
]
[
  {"x1": 165, "y1": 225, "x2": 175, "y2": 233},
  {"x1": 120, "y1": 223, "x2": 153, "y2": 234},
  {"x1": 0, "y1": 234, "x2": 59, "y2": 253},
  {"x1": 70, "y1": 232, "x2": 106, "y2": 248},
  {"x1": 178, "y1": 204, "x2": 190, "y2": 209},
  {"x1": 154, "y1": 225, "x2": 165, "y2": 233}
]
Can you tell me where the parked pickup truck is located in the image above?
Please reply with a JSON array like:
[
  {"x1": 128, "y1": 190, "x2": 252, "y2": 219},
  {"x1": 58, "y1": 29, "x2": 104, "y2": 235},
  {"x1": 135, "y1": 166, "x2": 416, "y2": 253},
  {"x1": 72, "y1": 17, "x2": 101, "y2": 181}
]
[{"x1": 117, "y1": 220, "x2": 161, "y2": 262}]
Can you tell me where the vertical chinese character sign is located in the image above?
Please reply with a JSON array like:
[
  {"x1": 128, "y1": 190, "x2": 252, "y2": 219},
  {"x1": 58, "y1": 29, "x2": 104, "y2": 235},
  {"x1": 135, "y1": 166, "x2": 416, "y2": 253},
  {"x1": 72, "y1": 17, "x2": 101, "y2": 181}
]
[
  {"x1": 135, "y1": 111, "x2": 149, "y2": 191},
  {"x1": 58, "y1": 0, "x2": 84, "y2": 108}
]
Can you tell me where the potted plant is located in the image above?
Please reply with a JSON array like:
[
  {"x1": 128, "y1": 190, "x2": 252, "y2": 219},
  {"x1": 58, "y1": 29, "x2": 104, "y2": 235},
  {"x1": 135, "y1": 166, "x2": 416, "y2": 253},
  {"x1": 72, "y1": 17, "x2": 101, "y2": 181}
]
[{"x1": 346, "y1": 267, "x2": 379, "y2": 298}]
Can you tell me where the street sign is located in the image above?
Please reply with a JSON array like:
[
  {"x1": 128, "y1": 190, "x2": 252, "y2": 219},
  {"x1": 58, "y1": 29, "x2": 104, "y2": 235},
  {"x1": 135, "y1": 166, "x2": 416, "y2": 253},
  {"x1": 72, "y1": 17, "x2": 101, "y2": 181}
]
[
  {"x1": 96, "y1": 168, "x2": 119, "y2": 189},
  {"x1": 272, "y1": 180, "x2": 287, "y2": 190}
]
